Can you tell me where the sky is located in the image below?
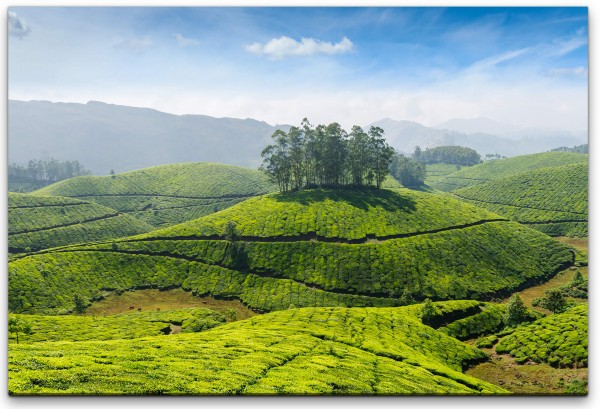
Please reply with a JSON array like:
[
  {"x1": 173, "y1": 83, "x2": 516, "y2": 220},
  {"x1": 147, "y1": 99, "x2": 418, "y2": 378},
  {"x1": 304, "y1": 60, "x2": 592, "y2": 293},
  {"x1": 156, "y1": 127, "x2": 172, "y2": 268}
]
[{"x1": 8, "y1": 6, "x2": 588, "y2": 131}]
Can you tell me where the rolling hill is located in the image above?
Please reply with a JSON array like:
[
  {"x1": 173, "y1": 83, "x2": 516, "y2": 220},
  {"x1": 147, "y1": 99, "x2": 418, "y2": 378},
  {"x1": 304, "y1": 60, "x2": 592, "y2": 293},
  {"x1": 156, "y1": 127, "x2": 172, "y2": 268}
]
[
  {"x1": 9, "y1": 188, "x2": 573, "y2": 314},
  {"x1": 8, "y1": 193, "x2": 153, "y2": 253},
  {"x1": 8, "y1": 302, "x2": 508, "y2": 395},
  {"x1": 496, "y1": 304, "x2": 587, "y2": 368},
  {"x1": 32, "y1": 163, "x2": 277, "y2": 228},
  {"x1": 430, "y1": 151, "x2": 588, "y2": 192},
  {"x1": 452, "y1": 163, "x2": 588, "y2": 237}
]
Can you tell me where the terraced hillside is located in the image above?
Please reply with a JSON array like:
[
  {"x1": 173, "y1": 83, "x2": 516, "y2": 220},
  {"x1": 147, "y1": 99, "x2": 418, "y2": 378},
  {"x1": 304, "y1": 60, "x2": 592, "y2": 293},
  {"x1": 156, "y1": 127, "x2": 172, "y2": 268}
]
[
  {"x1": 8, "y1": 303, "x2": 508, "y2": 395},
  {"x1": 9, "y1": 188, "x2": 574, "y2": 314},
  {"x1": 8, "y1": 193, "x2": 153, "y2": 253},
  {"x1": 32, "y1": 163, "x2": 277, "y2": 228},
  {"x1": 452, "y1": 163, "x2": 588, "y2": 237},
  {"x1": 496, "y1": 304, "x2": 588, "y2": 368},
  {"x1": 424, "y1": 163, "x2": 465, "y2": 187},
  {"x1": 431, "y1": 152, "x2": 587, "y2": 192}
]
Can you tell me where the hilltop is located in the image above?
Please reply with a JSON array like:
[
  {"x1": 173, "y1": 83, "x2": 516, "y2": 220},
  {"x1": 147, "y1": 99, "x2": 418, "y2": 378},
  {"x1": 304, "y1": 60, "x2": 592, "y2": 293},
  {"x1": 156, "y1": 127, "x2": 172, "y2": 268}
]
[
  {"x1": 453, "y1": 163, "x2": 588, "y2": 237},
  {"x1": 430, "y1": 151, "x2": 588, "y2": 192},
  {"x1": 33, "y1": 163, "x2": 277, "y2": 228},
  {"x1": 8, "y1": 302, "x2": 507, "y2": 395},
  {"x1": 9, "y1": 188, "x2": 573, "y2": 314},
  {"x1": 8, "y1": 193, "x2": 153, "y2": 253}
]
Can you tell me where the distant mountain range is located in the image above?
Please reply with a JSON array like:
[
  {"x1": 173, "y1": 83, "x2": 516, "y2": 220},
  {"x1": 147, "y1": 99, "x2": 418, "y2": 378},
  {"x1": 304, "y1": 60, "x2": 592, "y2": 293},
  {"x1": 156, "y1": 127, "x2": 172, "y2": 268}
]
[
  {"x1": 8, "y1": 100, "x2": 288, "y2": 174},
  {"x1": 8, "y1": 100, "x2": 587, "y2": 174},
  {"x1": 369, "y1": 118, "x2": 587, "y2": 157}
]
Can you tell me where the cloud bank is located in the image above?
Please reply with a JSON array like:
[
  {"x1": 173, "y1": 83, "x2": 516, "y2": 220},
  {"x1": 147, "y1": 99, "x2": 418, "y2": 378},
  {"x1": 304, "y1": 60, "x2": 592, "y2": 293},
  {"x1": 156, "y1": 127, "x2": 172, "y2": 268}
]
[
  {"x1": 246, "y1": 36, "x2": 353, "y2": 59},
  {"x1": 9, "y1": 11, "x2": 31, "y2": 38}
]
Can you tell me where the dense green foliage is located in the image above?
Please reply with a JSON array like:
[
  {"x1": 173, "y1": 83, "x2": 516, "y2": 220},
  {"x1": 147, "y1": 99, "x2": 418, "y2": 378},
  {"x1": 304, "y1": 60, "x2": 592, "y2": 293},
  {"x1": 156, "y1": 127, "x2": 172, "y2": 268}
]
[
  {"x1": 431, "y1": 152, "x2": 588, "y2": 192},
  {"x1": 32, "y1": 163, "x2": 276, "y2": 228},
  {"x1": 8, "y1": 309, "x2": 226, "y2": 344},
  {"x1": 453, "y1": 163, "x2": 588, "y2": 237},
  {"x1": 389, "y1": 155, "x2": 426, "y2": 187},
  {"x1": 260, "y1": 120, "x2": 394, "y2": 191},
  {"x1": 8, "y1": 305, "x2": 507, "y2": 395},
  {"x1": 9, "y1": 188, "x2": 573, "y2": 314},
  {"x1": 8, "y1": 193, "x2": 153, "y2": 253},
  {"x1": 9, "y1": 158, "x2": 91, "y2": 190},
  {"x1": 438, "y1": 304, "x2": 505, "y2": 339},
  {"x1": 496, "y1": 305, "x2": 588, "y2": 368},
  {"x1": 504, "y1": 294, "x2": 529, "y2": 328},
  {"x1": 417, "y1": 145, "x2": 481, "y2": 166},
  {"x1": 532, "y1": 289, "x2": 569, "y2": 314}
]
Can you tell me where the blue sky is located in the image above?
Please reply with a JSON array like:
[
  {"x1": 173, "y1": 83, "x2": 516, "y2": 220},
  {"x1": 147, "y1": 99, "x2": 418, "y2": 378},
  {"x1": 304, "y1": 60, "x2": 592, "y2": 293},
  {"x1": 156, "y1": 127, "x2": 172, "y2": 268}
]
[{"x1": 8, "y1": 7, "x2": 588, "y2": 130}]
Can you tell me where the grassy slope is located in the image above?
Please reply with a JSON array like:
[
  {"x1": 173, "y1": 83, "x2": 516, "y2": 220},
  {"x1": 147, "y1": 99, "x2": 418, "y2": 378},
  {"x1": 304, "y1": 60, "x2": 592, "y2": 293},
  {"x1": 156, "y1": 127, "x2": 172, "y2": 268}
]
[
  {"x1": 424, "y1": 163, "x2": 465, "y2": 186},
  {"x1": 8, "y1": 193, "x2": 153, "y2": 253},
  {"x1": 431, "y1": 152, "x2": 588, "y2": 192},
  {"x1": 8, "y1": 303, "x2": 507, "y2": 395},
  {"x1": 495, "y1": 304, "x2": 588, "y2": 368},
  {"x1": 9, "y1": 188, "x2": 574, "y2": 314},
  {"x1": 9, "y1": 308, "x2": 228, "y2": 343},
  {"x1": 32, "y1": 163, "x2": 277, "y2": 228},
  {"x1": 452, "y1": 163, "x2": 588, "y2": 237}
]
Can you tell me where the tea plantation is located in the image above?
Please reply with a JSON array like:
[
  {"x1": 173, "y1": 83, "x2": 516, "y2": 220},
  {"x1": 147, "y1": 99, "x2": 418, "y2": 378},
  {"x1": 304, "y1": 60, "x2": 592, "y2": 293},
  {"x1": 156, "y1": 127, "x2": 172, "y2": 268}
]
[
  {"x1": 495, "y1": 304, "x2": 588, "y2": 368},
  {"x1": 33, "y1": 163, "x2": 277, "y2": 228},
  {"x1": 8, "y1": 304, "x2": 508, "y2": 395},
  {"x1": 8, "y1": 193, "x2": 153, "y2": 253},
  {"x1": 431, "y1": 152, "x2": 587, "y2": 192},
  {"x1": 9, "y1": 308, "x2": 227, "y2": 343},
  {"x1": 452, "y1": 163, "x2": 588, "y2": 237},
  {"x1": 9, "y1": 188, "x2": 574, "y2": 314}
]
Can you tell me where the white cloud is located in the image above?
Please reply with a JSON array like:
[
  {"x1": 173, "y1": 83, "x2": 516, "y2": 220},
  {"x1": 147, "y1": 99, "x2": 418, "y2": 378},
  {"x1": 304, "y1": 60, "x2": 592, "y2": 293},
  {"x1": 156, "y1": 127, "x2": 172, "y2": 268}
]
[
  {"x1": 245, "y1": 36, "x2": 353, "y2": 59},
  {"x1": 468, "y1": 48, "x2": 529, "y2": 71},
  {"x1": 541, "y1": 28, "x2": 587, "y2": 58},
  {"x1": 548, "y1": 66, "x2": 587, "y2": 78},
  {"x1": 173, "y1": 33, "x2": 199, "y2": 47},
  {"x1": 9, "y1": 11, "x2": 31, "y2": 39},
  {"x1": 114, "y1": 36, "x2": 153, "y2": 52}
]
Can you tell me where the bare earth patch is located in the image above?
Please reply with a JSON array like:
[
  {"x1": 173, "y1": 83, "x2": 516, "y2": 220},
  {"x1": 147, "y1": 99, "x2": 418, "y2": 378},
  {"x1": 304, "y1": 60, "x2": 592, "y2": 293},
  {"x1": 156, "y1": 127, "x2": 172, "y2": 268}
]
[
  {"x1": 84, "y1": 288, "x2": 257, "y2": 320},
  {"x1": 554, "y1": 236, "x2": 588, "y2": 253},
  {"x1": 465, "y1": 346, "x2": 587, "y2": 395}
]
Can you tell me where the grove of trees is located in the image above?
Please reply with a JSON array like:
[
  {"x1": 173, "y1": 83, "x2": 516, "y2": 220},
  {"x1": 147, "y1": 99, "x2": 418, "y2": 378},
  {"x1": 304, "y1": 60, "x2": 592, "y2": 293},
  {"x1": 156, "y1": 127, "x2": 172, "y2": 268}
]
[
  {"x1": 415, "y1": 145, "x2": 482, "y2": 166},
  {"x1": 390, "y1": 154, "x2": 426, "y2": 187},
  {"x1": 260, "y1": 119, "x2": 395, "y2": 193},
  {"x1": 9, "y1": 158, "x2": 91, "y2": 185}
]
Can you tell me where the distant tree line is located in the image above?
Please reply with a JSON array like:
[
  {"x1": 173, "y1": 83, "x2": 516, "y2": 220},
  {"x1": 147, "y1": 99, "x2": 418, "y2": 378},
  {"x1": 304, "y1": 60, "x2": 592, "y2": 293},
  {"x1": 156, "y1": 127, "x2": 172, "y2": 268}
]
[
  {"x1": 551, "y1": 144, "x2": 588, "y2": 154},
  {"x1": 414, "y1": 145, "x2": 482, "y2": 166},
  {"x1": 484, "y1": 153, "x2": 507, "y2": 160},
  {"x1": 9, "y1": 158, "x2": 91, "y2": 185},
  {"x1": 260, "y1": 119, "x2": 395, "y2": 193}
]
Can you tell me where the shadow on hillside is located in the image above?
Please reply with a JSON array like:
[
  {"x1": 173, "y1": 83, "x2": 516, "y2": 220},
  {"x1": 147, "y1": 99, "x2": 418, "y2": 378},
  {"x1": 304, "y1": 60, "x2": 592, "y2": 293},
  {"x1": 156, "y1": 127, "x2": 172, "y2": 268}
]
[{"x1": 272, "y1": 187, "x2": 416, "y2": 212}]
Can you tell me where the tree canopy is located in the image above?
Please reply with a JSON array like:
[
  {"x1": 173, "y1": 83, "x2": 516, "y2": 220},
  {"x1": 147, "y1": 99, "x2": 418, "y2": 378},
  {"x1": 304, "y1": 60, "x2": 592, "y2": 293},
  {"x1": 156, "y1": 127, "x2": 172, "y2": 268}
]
[
  {"x1": 390, "y1": 154, "x2": 426, "y2": 187},
  {"x1": 260, "y1": 119, "x2": 395, "y2": 193},
  {"x1": 416, "y1": 146, "x2": 481, "y2": 166}
]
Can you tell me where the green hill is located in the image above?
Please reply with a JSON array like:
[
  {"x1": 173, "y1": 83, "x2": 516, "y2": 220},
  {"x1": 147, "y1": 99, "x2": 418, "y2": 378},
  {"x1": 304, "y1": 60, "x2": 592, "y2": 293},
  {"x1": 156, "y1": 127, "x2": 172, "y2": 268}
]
[
  {"x1": 452, "y1": 163, "x2": 588, "y2": 237},
  {"x1": 8, "y1": 303, "x2": 507, "y2": 395},
  {"x1": 32, "y1": 163, "x2": 277, "y2": 228},
  {"x1": 8, "y1": 193, "x2": 153, "y2": 253},
  {"x1": 431, "y1": 152, "x2": 588, "y2": 192},
  {"x1": 496, "y1": 304, "x2": 587, "y2": 368},
  {"x1": 424, "y1": 163, "x2": 467, "y2": 186},
  {"x1": 9, "y1": 188, "x2": 573, "y2": 314}
]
